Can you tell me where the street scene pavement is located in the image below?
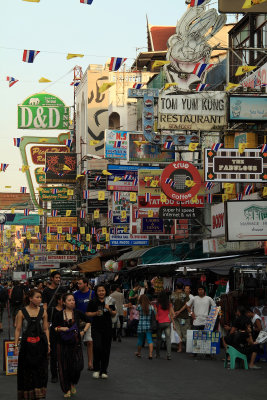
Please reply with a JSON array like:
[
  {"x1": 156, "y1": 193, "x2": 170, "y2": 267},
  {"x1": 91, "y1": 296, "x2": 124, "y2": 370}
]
[{"x1": 1, "y1": 313, "x2": 267, "y2": 400}]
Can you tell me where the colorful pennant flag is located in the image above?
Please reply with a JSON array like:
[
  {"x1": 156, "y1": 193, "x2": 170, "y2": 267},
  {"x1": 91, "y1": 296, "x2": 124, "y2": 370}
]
[
  {"x1": 80, "y1": 210, "x2": 85, "y2": 218},
  {"x1": 98, "y1": 191, "x2": 105, "y2": 201},
  {"x1": 94, "y1": 176, "x2": 101, "y2": 182},
  {"x1": 108, "y1": 210, "x2": 113, "y2": 219},
  {"x1": 66, "y1": 53, "x2": 84, "y2": 60},
  {"x1": 46, "y1": 227, "x2": 50, "y2": 234},
  {"x1": 66, "y1": 210, "x2": 72, "y2": 217},
  {"x1": 192, "y1": 63, "x2": 213, "y2": 78},
  {"x1": 80, "y1": 227, "x2": 85, "y2": 235},
  {"x1": 94, "y1": 209, "x2": 100, "y2": 219},
  {"x1": 102, "y1": 170, "x2": 112, "y2": 176},
  {"x1": 133, "y1": 83, "x2": 143, "y2": 89},
  {"x1": 238, "y1": 143, "x2": 247, "y2": 154},
  {"x1": 83, "y1": 190, "x2": 90, "y2": 199},
  {"x1": 225, "y1": 82, "x2": 240, "y2": 91},
  {"x1": 20, "y1": 187, "x2": 27, "y2": 193},
  {"x1": 263, "y1": 187, "x2": 267, "y2": 196},
  {"x1": 52, "y1": 210, "x2": 58, "y2": 217},
  {"x1": 222, "y1": 194, "x2": 228, "y2": 202},
  {"x1": 76, "y1": 234, "x2": 81, "y2": 241},
  {"x1": 235, "y1": 66, "x2": 257, "y2": 76},
  {"x1": 260, "y1": 144, "x2": 267, "y2": 153},
  {"x1": 196, "y1": 83, "x2": 209, "y2": 91},
  {"x1": 13, "y1": 138, "x2": 21, "y2": 147},
  {"x1": 36, "y1": 233, "x2": 41, "y2": 240},
  {"x1": 16, "y1": 231, "x2": 21, "y2": 239},
  {"x1": 190, "y1": 0, "x2": 206, "y2": 6},
  {"x1": 211, "y1": 143, "x2": 223, "y2": 152},
  {"x1": 24, "y1": 209, "x2": 29, "y2": 216},
  {"x1": 145, "y1": 193, "x2": 151, "y2": 202},
  {"x1": 151, "y1": 60, "x2": 170, "y2": 70},
  {"x1": 38, "y1": 209, "x2": 44, "y2": 215},
  {"x1": 67, "y1": 189, "x2": 74, "y2": 196},
  {"x1": 244, "y1": 184, "x2": 253, "y2": 195},
  {"x1": 237, "y1": 193, "x2": 243, "y2": 201},
  {"x1": 39, "y1": 77, "x2": 51, "y2": 83},
  {"x1": 135, "y1": 210, "x2": 139, "y2": 219},
  {"x1": 99, "y1": 82, "x2": 115, "y2": 93},
  {"x1": 70, "y1": 81, "x2": 80, "y2": 86},
  {"x1": 206, "y1": 194, "x2": 213, "y2": 204},
  {"x1": 7, "y1": 76, "x2": 19, "y2": 88},
  {"x1": 163, "y1": 141, "x2": 173, "y2": 149},
  {"x1": 22, "y1": 50, "x2": 40, "y2": 63},
  {"x1": 57, "y1": 227, "x2": 62, "y2": 234},
  {"x1": 91, "y1": 227, "x2": 96, "y2": 234},
  {"x1": 0, "y1": 164, "x2": 9, "y2": 172},
  {"x1": 205, "y1": 182, "x2": 215, "y2": 190},
  {"x1": 130, "y1": 192, "x2": 137, "y2": 202},
  {"x1": 52, "y1": 188, "x2": 58, "y2": 195},
  {"x1": 160, "y1": 193, "x2": 167, "y2": 203},
  {"x1": 188, "y1": 143, "x2": 199, "y2": 151},
  {"x1": 164, "y1": 83, "x2": 179, "y2": 90},
  {"x1": 242, "y1": 0, "x2": 267, "y2": 9},
  {"x1": 109, "y1": 57, "x2": 127, "y2": 71},
  {"x1": 114, "y1": 192, "x2": 120, "y2": 202},
  {"x1": 69, "y1": 227, "x2": 73, "y2": 234},
  {"x1": 148, "y1": 210, "x2": 153, "y2": 217},
  {"x1": 80, "y1": 0, "x2": 93, "y2": 4}
]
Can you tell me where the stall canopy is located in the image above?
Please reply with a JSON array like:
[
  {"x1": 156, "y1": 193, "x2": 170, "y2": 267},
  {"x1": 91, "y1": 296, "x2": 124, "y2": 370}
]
[
  {"x1": 117, "y1": 248, "x2": 152, "y2": 262},
  {"x1": 78, "y1": 256, "x2": 102, "y2": 273}
]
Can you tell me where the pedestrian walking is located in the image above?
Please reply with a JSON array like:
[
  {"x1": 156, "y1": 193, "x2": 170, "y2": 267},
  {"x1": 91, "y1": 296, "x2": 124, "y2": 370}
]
[
  {"x1": 135, "y1": 294, "x2": 154, "y2": 359},
  {"x1": 50, "y1": 293, "x2": 64, "y2": 384},
  {"x1": 0, "y1": 281, "x2": 8, "y2": 332},
  {"x1": 53, "y1": 293, "x2": 90, "y2": 398},
  {"x1": 155, "y1": 291, "x2": 175, "y2": 360},
  {"x1": 110, "y1": 284, "x2": 125, "y2": 342},
  {"x1": 171, "y1": 282, "x2": 191, "y2": 352},
  {"x1": 14, "y1": 289, "x2": 50, "y2": 400},
  {"x1": 10, "y1": 281, "x2": 25, "y2": 326},
  {"x1": 86, "y1": 285, "x2": 117, "y2": 379}
]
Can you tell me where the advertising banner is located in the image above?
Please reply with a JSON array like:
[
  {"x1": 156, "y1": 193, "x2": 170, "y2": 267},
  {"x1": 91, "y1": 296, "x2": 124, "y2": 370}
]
[
  {"x1": 46, "y1": 255, "x2": 77, "y2": 263},
  {"x1": 47, "y1": 217, "x2": 77, "y2": 227},
  {"x1": 226, "y1": 200, "x2": 267, "y2": 241},
  {"x1": 203, "y1": 237, "x2": 262, "y2": 254},
  {"x1": 0, "y1": 213, "x2": 40, "y2": 226},
  {"x1": 33, "y1": 262, "x2": 60, "y2": 269},
  {"x1": 240, "y1": 61, "x2": 267, "y2": 89},
  {"x1": 128, "y1": 133, "x2": 175, "y2": 164},
  {"x1": 51, "y1": 200, "x2": 77, "y2": 216},
  {"x1": 158, "y1": 92, "x2": 227, "y2": 131},
  {"x1": 88, "y1": 171, "x2": 107, "y2": 190},
  {"x1": 112, "y1": 192, "x2": 131, "y2": 224},
  {"x1": 30, "y1": 146, "x2": 69, "y2": 165},
  {"x1": 159, "y1": 206, "x2": 200, "y2": 220},
  {"x1": 229, "y1": 96, "x2": 267, "y2": 121},
  {"x1": 107, "y1": 165, "x2": 158, "y2": 192},
  {"x1": 39, "y1": 187, "x2": 69, "y2": 201},
  {"x1": 138, "y1": 169, "x2": 162, "y2": 196},
  {"x1": 45, "y1": 153, "x2": 77, "y2": 183},
  {"x1": 18, "y1": 93, "x2": 69, "y2": 130},
  {"x1": 104, "y1": 130, "x2": 128, "y2": 159},
  {"x1": 211, "y1": 202, "x2": 225, "y2": 238},
  {"x1": 109, "y1": 234, "x2": 149, "y2": 246},
  {"x1": 4, "y1": 341, "x2": 18, "y2": 375},
  {"x1": 86, "y1": 198, "x2": 108, "y2": 213},
  {"x1": 128, "y1": 88, "x2": 159, "y2": 98},
  {"x1": 0, "y1": 193, "x2": 33, "y2": 210},
  {"x1": 138, "y1": 195, "x2": 205, "y2": 208},
  {"x1": 219, "y1": 0, "x2": 267, "y2": 13},
  {"x1": 205, "y1": 149, "x2": 266, "y2": 182}
]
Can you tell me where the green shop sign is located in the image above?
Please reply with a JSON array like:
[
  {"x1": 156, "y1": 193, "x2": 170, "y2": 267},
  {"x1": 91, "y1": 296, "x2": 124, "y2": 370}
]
[
  {"x1": 18, "y1": 93, "x2": 69, "y2": 130},
  {"x1": 35, "y1": 168, "x2": 46, "y2": 184},
  {"x1": 39, "y1": 187, "x2": 69, "y2": 201}
]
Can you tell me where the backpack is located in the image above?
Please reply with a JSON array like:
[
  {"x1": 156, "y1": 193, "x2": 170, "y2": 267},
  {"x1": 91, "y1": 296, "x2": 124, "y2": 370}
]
[
  {"x1": 0, "y1": 286, "x2": 8, "y2": 303},
  {"x1": 11, "y1": 285, "x2": 24, "y2": 305}
]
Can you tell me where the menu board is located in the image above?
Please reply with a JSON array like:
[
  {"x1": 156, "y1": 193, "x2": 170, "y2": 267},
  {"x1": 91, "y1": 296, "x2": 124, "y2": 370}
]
[{"x1": 192, "y1": 331, "x2": 221, "y2": 354}]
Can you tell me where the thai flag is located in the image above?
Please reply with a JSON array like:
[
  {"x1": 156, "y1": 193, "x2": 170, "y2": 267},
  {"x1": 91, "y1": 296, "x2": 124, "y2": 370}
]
[
  {"x1": 114, "y1": 141, "x2": 121, "y2": 148},
  {"x1": 96, "y1": 234, "x2": 100, "y2": 242},
  {"x1": 260, "y1": 144, "x2": 267, "y2": 153},
  {"x1": 23, "y1": 226, "x2": 27, "y2": 234},
  {"x1": 236, "y1": 193, "x2": 243, "y2": 201},
  {"x1": 77, "y1": 234, "x2": 81, "y2": 241},
  {"x1": 94, "y1": 176, "x2": 101, "y2": 182},
  {"x1": 20, "y1": 187, "x2": 27, "y2": 193},
  {"x1": 72, "y1": 245, "x2": 76, "y2": 251},
  {"x1": 164, "y1": 141, "x2": 173, "y2": 149},
  {"x1": 46, "y1": 227, "x2": 50, "y2": 234},
  {"x1": 206, "y1": 194, "x2": 213, "y2": 204},
  {"x1": 105, "y1": 244, "x2": 109, "y2": 249},
  {"x1": 145, "y1": 193, "x2": 151, "y2": 202},
  {"x1": 70, "y1": 81, "x2": 80, "y2": 86},
  {"x1": 58, "y1": 173, "x2": 64, "y2": 177},
  {"x1": 190, "y1": 0, "x2": 205, "y2": 6},
  {"x1": 13, "y1": 138, "x2": 21, "y2": 147},
  {"x1": 52, "y1": 189, "x2": 58, "y2": 195},
  {"x1": 91, "y1": 227, "x2": 96, "y2": 234},
  {"x1": 133, "y1": 178, "x2": 138, "y2": 186},
  {"x1": 108, "y1": 210, "x2": 113, "y2": 219},
  {"x1": 22, "y1": 50, "x2": 40, "y2": 63},
  {"x1": 83, "y1": 170, "x2": 90, "y2": 175},
  {"x1": 16, "y1": 231, "x2": 21, "y2": 239},
  {"x1": 109, "y1": 57, "x2": 127, "y2": 71},
  {"x1": 205, "y1": 182, "x2": 215, "y2": 190},
  {"x1": 37, "y1": 233, "x2": 41, "y2": 240},
  {"x1": 88, "y1": 244, "x2": 92, "y2": 250},
  {"x1": 211, "y1": 143, "x2": 223, "y2": 152},
  {"x1": 69, "y1": 227, "x2": 73, "y2": 234},
  {"x1": 43, "y1": 167, "x2": 49, "y2": 173},
  {"x1": 7, "y1": 77, "x2": 18, "y2": 88},
  {"x1": 165, "y1": 178, "x2": 173, "y2": 185},
  {"x1": 123, "y1": 174, "x2": 131, "y2": 181},
  {"x1": 65, "y1": 139, "x2": 72, "y2": 147},
  {"x1": 193, "y1": 63, "x2": 213, "y2": 78},
  {"x1": 0, "y1": 164, "x2": 8, "y2": 172},
  {"x1": 196, "y1": 83, "x2": 209, "y2": 91},
  {"x1": 114, "y1": 192, "x2": 120, "y2": 202},
  {"x1": 244, "y1": 184, "x2": 253, "y2": 196},
  {"x1": 135, "y1": 210, "x2": 139, "y2": 219},
  {"x1": 133, "y1": 83, "x2": 143, "y2": 89},
  {"x1": 83, "y1": 190, "x2": 90, "y2": 199},
  {"x1": 57, "y1": 234, "x2": 61, "y2": 240},
  {"x1": 80, "y1": 0, "x2": 93, "y2": 4},
  {"x1": 24, "y1": 209, "x2": 29, "y2": 216},
  {"x1": 80, "y1": 210, "x2": 85, "y2": 218},
  {"x1": 52, "y1": 210, "x2": 58, "y2": 217}
]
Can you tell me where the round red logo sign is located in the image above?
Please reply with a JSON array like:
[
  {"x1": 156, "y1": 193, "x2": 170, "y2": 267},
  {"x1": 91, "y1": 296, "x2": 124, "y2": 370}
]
[{"x1": 161, "y1": 161, "x2": 202, "y2": 201}]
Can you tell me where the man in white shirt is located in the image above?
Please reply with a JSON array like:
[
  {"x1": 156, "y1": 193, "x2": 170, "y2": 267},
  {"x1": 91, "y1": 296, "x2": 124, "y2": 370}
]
[
  {"x1": 110, "y1": 285, "x2": 125, "y2": 342},
  {"x1": 187, "y1": 286, "x2": 216, "y2": 330}
]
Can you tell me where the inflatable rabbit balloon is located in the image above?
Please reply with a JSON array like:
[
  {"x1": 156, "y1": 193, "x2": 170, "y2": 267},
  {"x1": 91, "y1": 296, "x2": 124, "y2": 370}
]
[{"x1": 164, "y1": 0, "x2": 227, "y2": 91}]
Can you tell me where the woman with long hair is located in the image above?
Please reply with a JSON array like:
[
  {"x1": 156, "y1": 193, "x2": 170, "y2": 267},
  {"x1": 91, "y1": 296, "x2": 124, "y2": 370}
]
[
  {"x1": 53, "y1": 293, "x2": 90, "y2": 398},
  {"x1": 86, "y1": 285, "x2": 117, "y2": 379},
  {"x1": 135, "y1": 294, "x2": 155, "y2": 359},
  {"x1": 155, "y1": 291, "x2": 175, "y2": 360},
  {"x1": 15, "y1": 289, "x2": 49, "y2": 399}
]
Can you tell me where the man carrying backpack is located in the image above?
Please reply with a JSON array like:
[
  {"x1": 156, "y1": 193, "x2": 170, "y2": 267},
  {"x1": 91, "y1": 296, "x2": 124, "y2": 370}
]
[
  {"x1": 0, "y1": 281, "x2": 9, "y2": 332},
  {"x1": 10, "y1": 281, "x2": 25, "y2": 326}
]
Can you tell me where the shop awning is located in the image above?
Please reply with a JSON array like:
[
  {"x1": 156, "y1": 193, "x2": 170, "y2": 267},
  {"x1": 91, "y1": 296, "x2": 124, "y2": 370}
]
[
  {"x1": 78, "y1": 256, "x2": 102, "y2": 273},
  {"x1": 117, "y1": 248, "x2": 152, "y2": 262}
]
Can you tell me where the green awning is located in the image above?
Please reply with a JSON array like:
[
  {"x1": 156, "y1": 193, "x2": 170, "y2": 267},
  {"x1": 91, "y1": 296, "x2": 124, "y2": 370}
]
[{"x1": 141, "y1": 243, "x2": 204, "y2": 265}]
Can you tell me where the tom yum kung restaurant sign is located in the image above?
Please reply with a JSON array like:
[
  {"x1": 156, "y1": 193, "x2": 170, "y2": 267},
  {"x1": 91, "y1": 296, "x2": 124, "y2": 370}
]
[
  {"x1": 158, "y1": 92, "x2": 227, "y2": 131},
  {"x1": 18, "y1": 93, "x2": 69, "y2": 130}
]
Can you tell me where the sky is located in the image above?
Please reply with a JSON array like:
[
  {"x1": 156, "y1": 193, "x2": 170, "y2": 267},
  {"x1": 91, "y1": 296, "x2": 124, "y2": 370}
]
[{"x1": 0, "y1": 0, "x2": 225, "y2": 191}]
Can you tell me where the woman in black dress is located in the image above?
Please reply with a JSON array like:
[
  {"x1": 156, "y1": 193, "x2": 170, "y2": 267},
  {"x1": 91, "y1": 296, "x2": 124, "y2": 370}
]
[
  {"x1": 53, "y1": 293, "x2": 90, "y2": 398},
  {"x1": 15, "y1": 289, "x2": 49, "y2": 400},
  {"x1": 86, "y1": 285, "x2": 116, "y2": 379}
]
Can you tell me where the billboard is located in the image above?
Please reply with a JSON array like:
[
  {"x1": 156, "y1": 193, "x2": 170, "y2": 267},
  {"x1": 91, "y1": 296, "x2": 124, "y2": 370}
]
[
  {"x1": 0, "y1": 193, "x2": 33, "y2": 210},
  {"x1": 128, "y1": 133, "x2": 175, "y2": 164},
  {"x1": 205, "y1": 148, "x2": 266, "y2": 182},
  {"x1": 158, "y1": 92, "x2": 227, "y2": 131},
  {"x1": 138, "y1": 169, "x2": 162, "y2": 196},
  {"x1": 219, "y1": 0, "x2": 267, "y2": 13},
  {"x1": 112, "y1": 192, "x2": 131, "y2": 225},
  {"x1": 18, "y1": 93, "x2": 69, "y2": 130},
  {"x1": 138, "y1": 195, "x2": 205, "y2": 209},
  {"x1": 51, "y1": 200, "x2": 77, "y2": 216},
  {"x1": 128, "y1": 88, "x2": 159, "y2": 98},
  {"x1": 88, "y1": 171, "x2": 107, "y2": 190},
  {"x1": 104, "y1": 130, "x2": 128, "y2": 159},
  {"x1": 109, "y1": 234, "x2": 149, "y2": 246},
  {"x1": 107, "y1": 165, "x2": 159, "y2": 192},
  {"x1": 30, "y1": 146, "x2": 69, "y2": 164},
  {"x1": 226, "y1": 200, "x2": 267, "y2": 241},
  {"x1": 211, "y1": 202, "x2": 225, "y2": 238},
  {"x1": 0, "y1": 213, "x2": 40, "y2": 226},
  {"x1": 229, "y1": 96, "x2": 267, "y2": 122},
  {"x1": 45, "y1": 153, "x2": 77, "y2": 183},
  {"x1": 47, "y1": 217, "x2": 77, "y2": 227}
]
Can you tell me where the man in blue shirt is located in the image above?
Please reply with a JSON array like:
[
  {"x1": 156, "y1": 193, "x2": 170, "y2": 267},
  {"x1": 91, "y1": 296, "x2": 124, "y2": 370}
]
[{"x1": 74, "y1": 278, "x2": 95, "y2": 370}]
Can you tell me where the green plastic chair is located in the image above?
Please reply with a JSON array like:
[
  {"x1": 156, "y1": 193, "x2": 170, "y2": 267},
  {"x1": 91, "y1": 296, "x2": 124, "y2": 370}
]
[{"x1": 224, "y1": 345, "x2": 248, "y2": 370}]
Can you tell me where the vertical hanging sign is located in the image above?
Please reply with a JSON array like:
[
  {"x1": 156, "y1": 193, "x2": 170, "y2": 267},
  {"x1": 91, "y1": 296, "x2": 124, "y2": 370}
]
[{"x1": 143, "y1": 94, "x2": 154, "y2": 138}]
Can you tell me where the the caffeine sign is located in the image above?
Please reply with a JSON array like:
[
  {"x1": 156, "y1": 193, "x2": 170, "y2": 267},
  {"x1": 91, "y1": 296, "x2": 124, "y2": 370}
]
[{"x1": 18, "y1": 93, "x2": 69, "y2": 130}]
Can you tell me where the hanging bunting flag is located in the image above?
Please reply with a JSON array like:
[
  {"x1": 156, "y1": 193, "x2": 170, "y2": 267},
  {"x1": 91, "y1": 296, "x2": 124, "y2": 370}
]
[
  {"x1": 80, "y1": 0, "x2": 93, "y2": 4},
  {"x1": 133, "y1": 177, "x2": 138, "y2": 186},
  {"x1": 206, "y1": 194, "x2": 213, "y2": 204},
  {"x1": 185, "y1": 180, "x2": 196, "y2": 188},
  {"x1": 39, "y1": 77, "x2": 51, "y2": 83},
  {"x1": 76, "y1": 234, "x2": 81, "y2": 241},
  {"x1": 69, "y1": 227, "x2": 73, "y2": 234},
  {"x1": 244, "y1": 184, "x2": 253, "y2": 195},
  {"x1": 160, "y1": 193, "x2": 167, "y2": 203},
  {"x1": 38, "y1": 209, "x2": 44, "y2": 215},
  {"x1": 130, "y1": 192, "x2": 137, "y2": 202},
  {"x1": 56, "y1": 233, "x2": 61, "y2": 241},
  {"x1": 108, "y1": 210, "x2": 113, "y2": 219},
  {"x1": 66, "y1": 234, "x2": 71, "y2": 241},
  {"x1": 94, "y1": 209, "x2": 100, "y2": 219},
  {"x1": 36, "y1": 233, "x2": 41, "y2": 240},
  {"x1": 235, "y1": 66, "x2": 257, "y2": 76},
  {"x1": 46, "y1": 227, "x2": 50, "y2": 234},
  {"x1": 47, "y1": 234, "x2": 51, "y2": 240},
  {"x1": 24, "y1": 209, "x2": 29, "y2": 216},
  {"x1": 242, "y1": 0, "x2": 267, "y2": 9},
  {"x1": 102, "y1": 170, "x2": 112, "y2": 176},
  {"x1": 16, "y1": 231, "x2": 21, "y2": 239},
  {"x1": 80, "y1": 227, "x2": 85, "y2": 235},
  {"x1": 22, "y1": 50, "x2": 40, "y2": 63},
  {"x1": 66, "y1": 210, "x2": 72, "y2": 217},
  {"x1": 196, "y1": 83, "x2": 209, "y2": 92},
  {"x1": 91, "y1": 227, "x2": 96, "y2": 234},
  {"x1": 109, "y1": 57, "x2": 127, "y2": 71},
  {"x1": 57, "y1": 227, "x2": 62, "y2": 234},
  {"x1": 260, "y1": 144, "x2": 267, "y2": 153},
  {"x1": 211, "y1": 143, "x2": 223, "y2": 152},
  {"x1": 67, "y1": 189, "x2": 74, "y2": 196},
  {"x1": 64, "y1": 139, "x2": 72, "y2": 148},
  {"x1": 52, "y1": 188, "x2": 58, "y2": 195},
  {"x1": 52, "y1": 210, "x2": 58, "y2": 217},
  {"x1": 164, "y1": 83, "x2": 179, "y2": 90},
  {"x1": 225, "y1": 82, "x2": 240, "y2": 91},
  {"x1": 151, "y1": 60, "x2": 170, "y2": 70},
  {"x1": 102, "y1": 227, "x2": 107, "y2": 235},
  {"x1": 237, "y1": 193, "x2": 243, "y2": 201},
  {"x1": 23, "y1": 226, "x2": 27, "y2": 234},
  {"x1": 98, "y1": 191, "x2": 105, "y2": 201},
  {"x1": 13, "y1": 138, "x2": 21, "y2": 147},
  {"x1": 66, "y1": 53, "x2": 84, "y2": 60},
  {"x1": 34, "y1": 226, "x2": 39, "y2": 234},
  {"x1": 20, "y1": 187, "x2": 27, "y2": 193},
  {"x1": 121, "y1": 210, "x2": 127, "y2": 219},
  {"x1": 0, "y1": 164, "x2": 9, "y2": 172},
  {"x1": 94, "y1": 176, "x2": 101, "y2": 182},
  {"x1": 70, "y1": 81, "x2": 80, "y2": 86},
  {"x1": 80, "y1": 210, "x2": 86, "y2": 218},
  {"x1": 148, "y1": 210, "x2": 154, "y2": 217},
  {"x1": 86, "y1": 234, "x2": 91, "y2": 241},
  {"x1": 163, "y1": 141, "x2": 173, "y2": 149},
  {"x1": 190, "y1": 0, "x2": 206, "y2": 6},
  {"x1": 83, "y1": 190, "x2": 90, "y2": 199},
  {"x1": 7, "y1": 76, "x2": 19, "y2": 88},
  {"x1": 11, "y1": 208, "x2": 15, "y2": 214},
  {"x1": 145, "y1": 193, "x2": 151, "y2": 202},
  {"x1": 99, "y1": 82, "x2": 116, "y2": 93},
  {"x1": 135, "y1": 210, "x2": 139, "y2": 219},
  {"x1": 188, "y1": 143, "x2": 199, "y2": 151},
  {"x1": 43, "y1": 167, "x2": 49, "y2": 173},
  {"x1": 222, "y1": 194, "x2": 228, "y2": 202},
  {"x1": 263, "y1": 187, "x2": 267, "y2": 196},
  {"x1": 114, "y1": 192, "x2": 120, "y2": 202},
  {"x1": 192, "y1": 63, "x2": 213, "y2": 78},
  {"x1": 133, "y1": 83, "x2": 143, "y2": 89},
  {"x1": 150, "y1": 180, "x2": 159, "y2": 188},
  {"x1": 224, "y1": 183, "x2": 235, "y2": 194},
  {"x1": 238, "y1": 143, "x2": 247, "y2": 154}
]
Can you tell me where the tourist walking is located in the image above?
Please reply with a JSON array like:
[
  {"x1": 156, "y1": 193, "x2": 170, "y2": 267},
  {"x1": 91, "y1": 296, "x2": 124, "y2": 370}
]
[
  {"x1": 86, "y1": 285, "x2": 116, "y2": 379},
  {"x1": 171, "y1": 282, "x2": 191, "y2": 352},
  {"x1": 135, "y1": 294, "x2": 154, "y2": 359},
  {"x1": 53, "y1": 293, "x2": 90, "y2": 398},
  {"x1": 110, "y1": 284, "x2": 125, "y2": 342},
  {"x1": 14, "y1": 289, "x2": 49, "y2": 400},
  {"x1": 0, "y1": 282, "x2": 8, "y2": 332},
  {"x1": 155, "y1": 291, "x2": 175, "y2": 360}
]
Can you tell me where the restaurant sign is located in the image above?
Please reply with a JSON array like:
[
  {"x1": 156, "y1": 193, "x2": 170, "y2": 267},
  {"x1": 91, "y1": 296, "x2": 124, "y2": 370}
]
[
  {"x1": 39, "y1": 187, "x2": 69, "y2": 201},
  {"x1": 205, "y1": 149, "x2": 266, "y2": 182},
  {"x1": 18, "y1": 93, "x2": 69, "y2": 130},
  {"x1": 158, "y1": 92, "x2": 227, "y2": 131},
  {"x1": 31, "y1": 146, "x2": 69, "y2": 165}
]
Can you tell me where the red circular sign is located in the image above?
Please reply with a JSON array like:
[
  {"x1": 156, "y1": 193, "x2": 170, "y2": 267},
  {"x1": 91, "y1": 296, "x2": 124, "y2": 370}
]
[{"x1": 161, "y1": 161, "x2": 202, "y2": 201}]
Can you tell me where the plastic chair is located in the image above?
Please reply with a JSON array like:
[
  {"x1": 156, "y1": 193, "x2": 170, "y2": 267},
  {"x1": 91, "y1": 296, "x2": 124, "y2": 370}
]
[{"x1": 224, "y1": 345, "x2": 248, "y2": 370}]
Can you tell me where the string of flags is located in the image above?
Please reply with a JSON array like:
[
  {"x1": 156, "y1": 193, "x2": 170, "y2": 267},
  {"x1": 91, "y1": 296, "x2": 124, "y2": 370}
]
[
  {"x1": 109, "y1": 57, "x2": 127, "y2": 71},
  {"x1": 192, "y1": 63, "x2": 213, "y2": 78},
  {"x1": 22, "y1": 50, "x2": 40, "y2": 63},
  {"x1": 242, "y1": 0, "x2": 267, "y2": 9},
  {"x1": 0, "y1": 164, "x2": 9, "y2": 172},
  {"x1": 7, "y1": 76, "x2": 18, "y2": 87}
]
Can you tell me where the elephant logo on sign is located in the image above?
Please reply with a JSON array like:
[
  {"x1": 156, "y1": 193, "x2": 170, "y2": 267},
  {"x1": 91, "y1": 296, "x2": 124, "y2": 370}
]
[{"x1": 29, "y1": 98, "x2": 40, "y2": 106}]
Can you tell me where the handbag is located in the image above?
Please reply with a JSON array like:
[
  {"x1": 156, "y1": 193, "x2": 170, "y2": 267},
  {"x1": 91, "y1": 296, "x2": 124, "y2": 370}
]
[
  {"x1": 150, "y1": 308, "x2": 157, "y2": 332},
  {"x1": 60, "y1": 322, "x2": 79, "y2": 344}
]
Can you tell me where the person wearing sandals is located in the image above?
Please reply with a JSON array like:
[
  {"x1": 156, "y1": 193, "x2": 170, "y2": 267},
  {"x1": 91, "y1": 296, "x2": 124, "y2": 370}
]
[
  {"x1": 135, "y1": 294, "x2": 154, "y2": 359},
  {"x1": 53, "y1": 293, "x2": 90, "y2": 398},
  {"x1": 155, "y1": 291, "x2": 175, "y2": 360}
]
